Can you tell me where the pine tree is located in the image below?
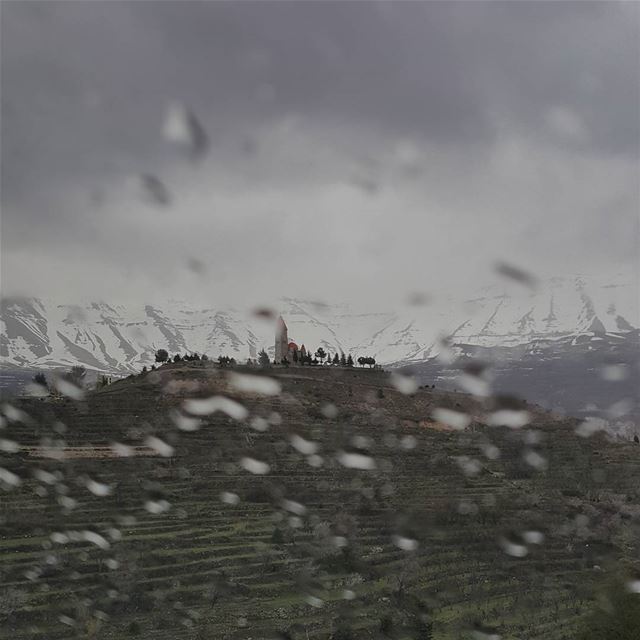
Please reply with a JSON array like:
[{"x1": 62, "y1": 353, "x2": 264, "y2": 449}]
[
  {"x1": 340, "y1": 352, "x2": 347, "y2": 366},
  {"x1": 33, "y1": 372, "x2": 47, "y2": 387},
  {"x1": 69, "y1": 366, "x2": 86, "y2": 385},
  {"x1": 258, "y1": 349, "x2": 271, "y2": 368},
  {"x1": 97, "y1": 375, "x2": 110, "y2": 388},
  {"x1": 315, "y1": 347, "x2": 326, "y2": 364},
  {"x1": 333, "y1": 353, "x2": 339, "y2": 365},
  {"x1": 346, "y1": 354, "x2": 354, "y2": 367}
]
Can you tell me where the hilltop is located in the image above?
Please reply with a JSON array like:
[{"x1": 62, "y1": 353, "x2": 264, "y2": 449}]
[
  {"x1": 2, "y1": 275, "x2": 637, "y2": 431},
  {"x1": 1, "y1": 363, "x2": 639, "y2": 639}
]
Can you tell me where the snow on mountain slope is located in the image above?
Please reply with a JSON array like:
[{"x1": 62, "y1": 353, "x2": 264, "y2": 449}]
[
  {"x1": 450, "y1": 276, "x2": 637, "y2": 345},
  {"x1": 1, "y1": 276, "x2": 637, "y2": 374}
]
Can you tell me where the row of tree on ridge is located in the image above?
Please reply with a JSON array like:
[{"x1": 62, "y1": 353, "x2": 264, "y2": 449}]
[
  {"x1": 258, "y1": 347, "x2": 376, "y2": 368},
  {"x1": 154, "y1": 350, "x2": 210, "y2": 364},
  {"x1": 154, "y1": 348, "x2": 376, "y2": 368}
]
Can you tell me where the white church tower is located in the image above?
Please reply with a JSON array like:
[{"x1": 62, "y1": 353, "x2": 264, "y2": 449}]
[{"x1": 274, "y1": 316, "x2": 288, "y2": 363}]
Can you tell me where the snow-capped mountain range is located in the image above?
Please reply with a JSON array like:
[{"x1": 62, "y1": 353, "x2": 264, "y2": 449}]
[{"x1": 1, "y1": 276, "x2": 637, "y2": 375}]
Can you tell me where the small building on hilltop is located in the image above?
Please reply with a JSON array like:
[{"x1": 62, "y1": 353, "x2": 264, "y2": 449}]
[{"x1": 274, "y1": 316, "x2": 307, "y2": 364}]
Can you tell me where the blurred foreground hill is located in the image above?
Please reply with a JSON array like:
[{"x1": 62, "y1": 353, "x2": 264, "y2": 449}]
[{"x1": 1, "y1": 363, "x2": 639, "y2": 639}]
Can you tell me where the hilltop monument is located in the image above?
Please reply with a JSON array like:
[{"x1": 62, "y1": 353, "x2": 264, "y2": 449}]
[{"x1": 274, "y1": 316, "x2": 306, "y2": 364}]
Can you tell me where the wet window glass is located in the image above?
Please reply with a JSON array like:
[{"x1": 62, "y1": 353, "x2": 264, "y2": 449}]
[{"x1": 1, "y1": 2, "x2": 639, "y2": 639}]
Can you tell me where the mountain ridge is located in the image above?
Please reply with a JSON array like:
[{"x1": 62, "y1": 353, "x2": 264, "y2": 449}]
[{"x1": 1, "y1": 275, "x2": 637, "y2": 375}]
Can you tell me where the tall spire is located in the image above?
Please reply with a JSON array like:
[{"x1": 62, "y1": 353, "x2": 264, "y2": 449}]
[{"x1": 275, "y1": 316, "x2": 288, "y2": 363}]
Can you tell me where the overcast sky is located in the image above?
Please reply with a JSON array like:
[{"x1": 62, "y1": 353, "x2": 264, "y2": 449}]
[{"x1": 2, "y1": 1, "x2": 638, "y2": 308}]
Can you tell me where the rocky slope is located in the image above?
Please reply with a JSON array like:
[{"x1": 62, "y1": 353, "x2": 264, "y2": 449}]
[{"x1": 406, "y1": 330, "x2": 639, "y2": 437}]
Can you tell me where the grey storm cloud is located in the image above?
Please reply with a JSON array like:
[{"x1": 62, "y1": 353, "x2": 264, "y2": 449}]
[{"x1": 1, "y1": 1, "x2": 638, "y2": 305}]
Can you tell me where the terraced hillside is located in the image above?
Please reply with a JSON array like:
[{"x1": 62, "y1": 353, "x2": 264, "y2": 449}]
[{"x1": 1, "y1": 363, "x2": 639, "y2": 640}]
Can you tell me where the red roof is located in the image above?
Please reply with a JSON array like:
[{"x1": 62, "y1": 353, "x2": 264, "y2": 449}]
[{"x1": 288, "y1": 341, "x2": 298, "y2": 350}]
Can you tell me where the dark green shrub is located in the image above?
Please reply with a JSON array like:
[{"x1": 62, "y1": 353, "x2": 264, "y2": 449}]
[
  {"x1": 245, "y1": 485, "x2": 270, "y2": 503},
  {"x1": 127, "y1": 621, "x2": 141, "y2": 635},
  {"x1": 331, "y1": 626, "x2": 354, "y2": 640},
  {"x1": 415, "y1": 619, "x2": 434, "y2": 639},
  {"x1": 380, "y1": 615, "x2": 393, "y2": 635}
]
